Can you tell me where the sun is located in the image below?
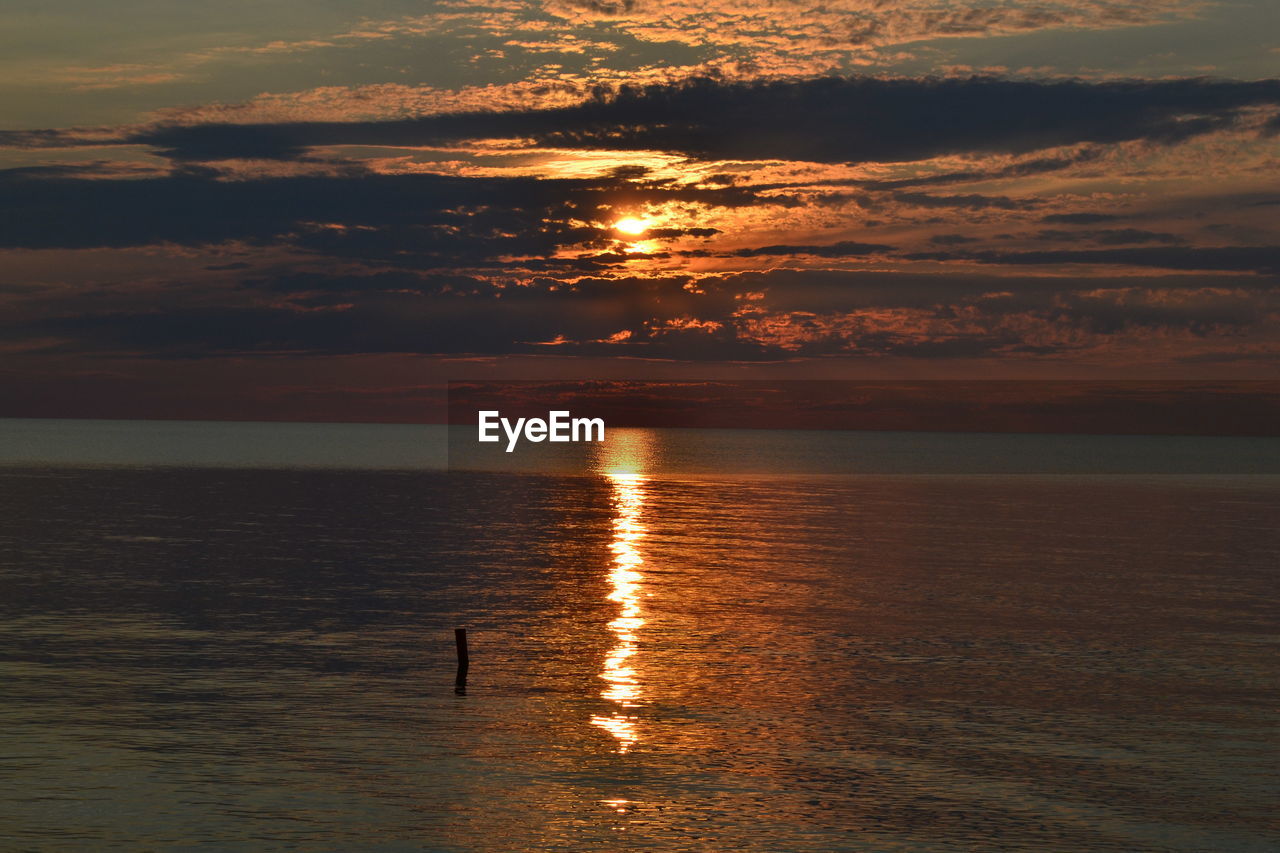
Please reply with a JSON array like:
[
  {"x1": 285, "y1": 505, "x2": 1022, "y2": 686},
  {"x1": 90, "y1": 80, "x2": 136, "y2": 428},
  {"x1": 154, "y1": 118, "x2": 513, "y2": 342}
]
[{"x1": 613, "y1": 217, "x2": 650, "y2": 237}]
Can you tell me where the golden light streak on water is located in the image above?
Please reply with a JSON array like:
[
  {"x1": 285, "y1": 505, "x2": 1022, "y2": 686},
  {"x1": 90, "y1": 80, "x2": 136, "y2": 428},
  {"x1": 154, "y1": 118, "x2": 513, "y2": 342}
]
[
  {"x1": 601, "y1": 798, "x2": 631, "y2": 814},
  {"x1": 590, "y1": 431, "x2": 654, "y2": 753}
]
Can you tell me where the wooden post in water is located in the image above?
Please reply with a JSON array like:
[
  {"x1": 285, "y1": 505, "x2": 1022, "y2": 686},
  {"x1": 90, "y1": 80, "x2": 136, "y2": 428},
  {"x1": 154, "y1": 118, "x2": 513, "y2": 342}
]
[{"x1": 454, "y1": 628, "x2": 469, "y2": 693}]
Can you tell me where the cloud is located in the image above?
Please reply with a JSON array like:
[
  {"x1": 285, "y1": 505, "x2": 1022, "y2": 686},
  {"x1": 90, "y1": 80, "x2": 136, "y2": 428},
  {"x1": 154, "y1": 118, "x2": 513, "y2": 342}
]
[
  {"x1": 1034, "y1": 229, "x2": 1185, "y2": 245},
  {"x1": 905, "y1": 245, "x2": 1280, "y2": 275},
  {"x1": 1041, "y1": 212, "x2": 1124, "y2": 224},
  {"x1": 0, "y1": 168, "x2": 770, "y2": 253},
  {"x1": 541, "y1": 0, "x2": 1196, "y2": 59},
  {"x1": 15, "y1": 76, "x2": 1270, "y2": 168},
  {"x1": 854, "y1": 149, "x2": 1106, "y2": 190},
  {"x1": 7, "y1": 265, "x2": 1275, "y2": 364},
  {"x1": 890, "y1": 191, "x2": 1040, "y2": 210},
  {"x1": 522, "y1": 76, "x2": 1280, "y2": 164},
  {"x1": 4, "y1": 72, "x2": 1277, "y2": 371},
  {"x1": 728, "y1": 240, "x2": 894, "y2": 258}
]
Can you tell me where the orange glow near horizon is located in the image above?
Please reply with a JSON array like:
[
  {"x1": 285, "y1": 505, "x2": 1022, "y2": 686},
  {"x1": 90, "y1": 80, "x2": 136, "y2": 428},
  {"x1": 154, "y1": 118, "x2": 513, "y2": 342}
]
[{"x1": 590, "y1": 431, "x2": 654, "y2": 753}]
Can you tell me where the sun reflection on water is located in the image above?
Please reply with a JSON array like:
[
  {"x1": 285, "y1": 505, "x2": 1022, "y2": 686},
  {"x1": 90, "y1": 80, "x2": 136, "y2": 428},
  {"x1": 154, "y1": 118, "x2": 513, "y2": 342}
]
[{"x1": 590, "y1": 431, "x2": 654, "y2": 754}]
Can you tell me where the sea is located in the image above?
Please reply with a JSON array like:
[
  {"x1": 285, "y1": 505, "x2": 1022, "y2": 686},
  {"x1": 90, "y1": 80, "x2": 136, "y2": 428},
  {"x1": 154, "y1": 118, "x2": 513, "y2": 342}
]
[{"x1": 1, "y1": 418, "x2": 1277, "y2": 851}]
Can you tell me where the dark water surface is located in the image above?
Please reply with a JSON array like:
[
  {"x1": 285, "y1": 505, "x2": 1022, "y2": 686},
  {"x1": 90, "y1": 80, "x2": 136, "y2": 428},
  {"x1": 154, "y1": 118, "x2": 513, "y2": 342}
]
[{"x1": 1, "y1": 425, "x2": 1278, "y2": 850}]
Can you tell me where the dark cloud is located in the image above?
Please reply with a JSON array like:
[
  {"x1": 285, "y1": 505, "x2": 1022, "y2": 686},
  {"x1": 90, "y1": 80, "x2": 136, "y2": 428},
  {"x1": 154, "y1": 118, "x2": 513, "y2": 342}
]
[
  {"x1": 728, "y1": 240, "x2": 894, "y2": 258},
  {"x1": 5, "y1": 274, "x2": 745, "y2": 359},
  {"x1": 474, "y1": 75, "x2": 1278, "y2": 165},
  {"x1": 713, "y1": 268, "x2": 1278, "y2": 313},
  {"x1": 4, "y1": 74, "x2": 1277, "y2": 372},
  {"x1": 905, "y1": 245, "x2": 1280, "y2": 274},
  {"x1": 857, "y1": 149, "x2": 1106, "y2": 189},
  {"x1": 1035, "y1": 229, "x2": 1186, "y2": 245},
  {"x1": 243, "y1": 271, "x2": 492, "y2": 295},
  {"x1": 1048, "y1": 289, "x2": 1271, "y2": 335},
  {"x1": 891, "y1": 191, "x2": 1040, "y2": 210},
  {"x1": 819, "y1": 188, "x2": 1042, "y2": 212},
  {"x1": 0, "y1": 169, "x2": 764, "y2": 253},
  {"x1": 15, "y1": 76, "x2": 1274, "y2": 166},
  {"x1": 1041, "y1": 212, "x2": 1124, "y2": 224},
  {"x1": 7, "y1": 266, "x2": 1274, "y2": 363},
  {"x1": 737, "y1": 149, "x2": 1104, "y2": 196},
  {"x1": 303, "y1": 74, "x2": 1276, "y2": 164}
]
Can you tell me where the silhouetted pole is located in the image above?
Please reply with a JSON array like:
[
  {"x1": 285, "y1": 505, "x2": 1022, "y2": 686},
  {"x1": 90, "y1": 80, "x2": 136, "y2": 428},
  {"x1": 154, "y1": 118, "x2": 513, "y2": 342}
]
[{"x1": 455, "y1": 628, "x2": 469, "y2": 693}]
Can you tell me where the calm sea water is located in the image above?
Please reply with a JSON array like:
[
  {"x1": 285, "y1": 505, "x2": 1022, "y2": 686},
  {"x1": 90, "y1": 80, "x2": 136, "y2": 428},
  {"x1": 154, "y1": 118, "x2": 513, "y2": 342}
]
[{"x1": 1, "y1": 419, "x2": 1277, "y2": 851}]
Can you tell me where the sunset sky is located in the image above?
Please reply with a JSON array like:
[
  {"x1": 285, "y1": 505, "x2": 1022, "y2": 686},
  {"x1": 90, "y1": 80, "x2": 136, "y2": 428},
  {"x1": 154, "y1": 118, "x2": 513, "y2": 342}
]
[{"x1": 2, "y1": 0, "x2": 1277, "y2": 421}]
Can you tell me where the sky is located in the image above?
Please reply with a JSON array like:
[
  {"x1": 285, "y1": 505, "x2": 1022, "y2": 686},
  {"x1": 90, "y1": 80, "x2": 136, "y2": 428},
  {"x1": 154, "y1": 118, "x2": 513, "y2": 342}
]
[{"x1": 1, "y1": 0, "x2": 1278, "y2": 422}]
